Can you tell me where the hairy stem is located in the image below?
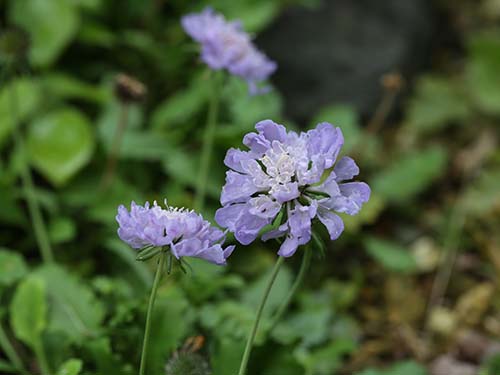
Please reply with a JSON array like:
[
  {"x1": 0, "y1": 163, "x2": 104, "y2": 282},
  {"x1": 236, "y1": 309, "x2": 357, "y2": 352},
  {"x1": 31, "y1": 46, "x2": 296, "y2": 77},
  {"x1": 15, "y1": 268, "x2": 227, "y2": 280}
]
[
  {"x1": 238, "y1": 256, "x2": 285, "y2": 375},
  {"x1": 269, "y1": 246, "x2": 311, "y2": 331},
  {"x1": 139, "y1": 252, "x2": 167, "y2": 375},
  {"x1": 33, "y1": 338, "x2": 50, "y2": 375},
  {"x1": 0, "y1": 322, "x2": 28, "y2": 374},
  {"x1": 9, "y1": 75, "x2": 54, "y2": 264},
  {"x1": 194, "y1": 72, "x2": 221, "y2": 211},
  {"x1": 100, "y1": 102, "x2": 129, "y2": 190}
]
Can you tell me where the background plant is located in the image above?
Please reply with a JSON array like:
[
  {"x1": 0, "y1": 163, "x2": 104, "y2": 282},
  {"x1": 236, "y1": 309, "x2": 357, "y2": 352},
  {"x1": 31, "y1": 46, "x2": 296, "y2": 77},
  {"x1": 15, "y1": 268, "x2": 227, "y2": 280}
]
[{"x1": 0, "y1": 0, "x2": 499, "y2": 374}]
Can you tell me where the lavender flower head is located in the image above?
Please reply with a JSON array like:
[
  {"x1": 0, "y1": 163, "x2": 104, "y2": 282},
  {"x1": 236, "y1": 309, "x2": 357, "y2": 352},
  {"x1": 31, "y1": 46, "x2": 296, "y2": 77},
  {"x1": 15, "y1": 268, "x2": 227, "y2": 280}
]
[
  {"x1": 215, "y1": 120, "x2": 371, "y2": 257},
  {"x1": 181, "y1": 7, "x2": 276, "y2": 94},
  {"x1": 116, "y1": 201, "x2": 234, "y2": 265}
]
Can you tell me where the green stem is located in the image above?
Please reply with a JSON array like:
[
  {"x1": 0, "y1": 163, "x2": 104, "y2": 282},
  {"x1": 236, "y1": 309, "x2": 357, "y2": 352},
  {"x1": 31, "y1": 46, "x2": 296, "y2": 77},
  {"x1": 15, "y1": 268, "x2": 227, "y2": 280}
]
[
  {"x1": 139, "y1": 252, "x2": 167, "y2": 375},
  {"x1": 194, "y1": 72, "x2": 222, "y2": 211},
  {"x1": 0, "y1": 322, "x2": 28, "y2": 374},
  {"x1": 238, "y1": 256, "x2": 285, "y2": 375},
  {"x1": 269, "y1": 246, "x2": 311, "y2": 331},
  {"x1": 9, "y1": 75, "x2": 54, "y2": 264},
  {"x1": 100, "y1": 102, "x2": 129, "y2": 190},
  {"x1": 33, "y1": 338, "x2": 50, "y2": 375}
]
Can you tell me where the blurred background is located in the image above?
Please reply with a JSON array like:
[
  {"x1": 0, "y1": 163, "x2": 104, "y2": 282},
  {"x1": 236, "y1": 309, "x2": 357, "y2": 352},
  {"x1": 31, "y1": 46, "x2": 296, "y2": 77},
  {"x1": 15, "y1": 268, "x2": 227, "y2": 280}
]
[{"x1": 0, "y1": 0, "x2": 499, "y2": 374}]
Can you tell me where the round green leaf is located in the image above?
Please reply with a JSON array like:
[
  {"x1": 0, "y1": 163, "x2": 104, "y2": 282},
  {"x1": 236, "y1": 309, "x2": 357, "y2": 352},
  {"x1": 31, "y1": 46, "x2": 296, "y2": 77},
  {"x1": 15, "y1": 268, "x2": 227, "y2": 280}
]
[
  {"x1": 9, "y1": 276, "x2": 47, "y2": 348},
  {"x1": 364, "y1": 237, "x2": 418, "y2": 273},
  {"x1": 27, "y1": 109, "x2": 95, "y2": 186},
  {"x1": 56, "y1": 359, "x2": 83, "y2": 375},
  {"x1": 9, "y1": 0, "x2": 79, "y2": 66},
  {"x1": 0, "y1": 249, "x2": 28, "y2": 289},
  {"x1": 0, "y1": 78, "x2": 41, "y2": 148}
]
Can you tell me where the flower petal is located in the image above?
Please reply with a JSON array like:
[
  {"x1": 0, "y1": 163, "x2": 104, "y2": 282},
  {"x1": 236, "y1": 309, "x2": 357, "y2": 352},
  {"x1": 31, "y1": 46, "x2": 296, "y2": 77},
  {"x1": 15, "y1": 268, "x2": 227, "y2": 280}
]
[
  {"x1": 248, "y1": 195, "x2": 282, "y2": 219},
  {"x1": 224, "y1": 148, "x2": 253, "y2": 173},
  {"x1": 278, "y1": 236, "x2": 299, "y2": 257},
  {"x1": 326, "y1": 182, "x2": 371, "y2": 215},
  {"x1": 272, "y1": 182, "x2": 300, "y2": 204},
  {"x1": 307, "y1": 173, "x2": 341, "y2": 197},
  {"x1": 255, "y1": 120, "x2": 287, "y2": 143},
  {"x1": 262, "y1": 227, "x2": 287, "y2": 242},
  {"x1": 220, "y1": 171, "x2": 259, "y2": 205},
  {"x1": 215, "y1": 203, "x2": 269, "y2": 245},
  {"x1": 317, "y1": 208, "x2": 344, "y2": 240},
  {"x1": 334, "y1": 156, "x2": 359, "y2": 182},
  {"x1": 307, "y1": 123, "x2": 344, "y2": 168},
  {"x1": 215, "y1": 203, "x2": 245, "y2": 231}
]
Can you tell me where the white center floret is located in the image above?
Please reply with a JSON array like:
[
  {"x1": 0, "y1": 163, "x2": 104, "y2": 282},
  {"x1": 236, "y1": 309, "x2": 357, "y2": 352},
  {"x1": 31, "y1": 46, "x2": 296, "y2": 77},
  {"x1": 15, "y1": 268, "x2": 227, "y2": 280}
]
[{"x1": 254, "y1": 139, "x2": 308, "y2": 196}]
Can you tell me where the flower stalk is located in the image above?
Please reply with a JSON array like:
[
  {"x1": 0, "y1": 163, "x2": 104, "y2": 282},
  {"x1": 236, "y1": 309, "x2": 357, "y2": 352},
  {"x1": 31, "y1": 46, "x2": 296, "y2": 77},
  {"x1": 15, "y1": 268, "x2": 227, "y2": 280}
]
[
  {"x1": 33, "y1": 337, "x2": 50, "y2": 375},
  {"x1": 269, "y1": 245, "x2": 311, "y2": 331},
  {"x1": 139, "y1": 250, "x2": 167, "y2": 375},
  {"x1": 0, "y1": 321, "x2": 28, "y2": 375},
  {"x1": 100, "y1": 101, "x2": 129, "y2": 190},
  {"x1": 195, "y1": 72, "x2": 222, "y2": 211},
  {"x1": 9, "y1": 71, "x2": 54, "y2": 264},
  {"x1": 238, "y1": 256, "x2": 285, "y2": 375}
]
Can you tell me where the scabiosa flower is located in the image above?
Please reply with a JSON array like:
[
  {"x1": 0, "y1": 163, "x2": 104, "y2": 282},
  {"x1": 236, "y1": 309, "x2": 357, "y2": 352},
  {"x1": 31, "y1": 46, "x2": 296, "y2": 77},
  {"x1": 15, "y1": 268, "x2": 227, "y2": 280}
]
[
  {"x1": 116, "y1": 201, "x2": 234, "y2": 265},
  {"x1": 215, "y1": 120, "x2": 370, "y2": 257},
  {"x1": 181, "y1": 7, "x2": 276, "y2": 94}
]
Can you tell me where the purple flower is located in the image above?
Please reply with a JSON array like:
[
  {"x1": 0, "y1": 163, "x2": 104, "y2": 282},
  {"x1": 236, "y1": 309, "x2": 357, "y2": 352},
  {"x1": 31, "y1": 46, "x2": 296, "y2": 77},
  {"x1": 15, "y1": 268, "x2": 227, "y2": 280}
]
[
  {"x1": 116, "y1": 201, "x2": 235, "y2": 265},
  {"x1": 182, "y1": 7, "x2": 276, "y2": 94},
  {"x1": 215, "y1": 120, "x2": 370, "y2": 257}
]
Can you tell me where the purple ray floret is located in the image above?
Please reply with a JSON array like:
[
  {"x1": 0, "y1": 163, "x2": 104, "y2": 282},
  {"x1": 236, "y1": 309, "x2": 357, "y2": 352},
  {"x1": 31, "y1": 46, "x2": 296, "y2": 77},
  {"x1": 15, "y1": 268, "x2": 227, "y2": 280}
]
[
  {"x1": 181, "y1": 7, "x2": 276, "y2": 94},
  {"x1": 216, "y1": 120, "x2": 370, "y2": 257},
  {"x1": 116, "y1": 201, "x2": 235, "y2": 265}
]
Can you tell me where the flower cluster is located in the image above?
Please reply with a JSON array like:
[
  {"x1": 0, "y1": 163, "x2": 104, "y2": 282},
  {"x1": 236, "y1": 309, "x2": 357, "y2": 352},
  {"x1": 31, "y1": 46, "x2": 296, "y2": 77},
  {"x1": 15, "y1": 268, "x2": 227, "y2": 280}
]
[
  {"x1": 116, "y1": 201, "x2": 234, "y2": 265},
  {"x1": 182, "y1": 7, "x2": 276, "y2": 94},
  {"x1": 215, "y1": 120, "x2": 370, "y2": 257}
]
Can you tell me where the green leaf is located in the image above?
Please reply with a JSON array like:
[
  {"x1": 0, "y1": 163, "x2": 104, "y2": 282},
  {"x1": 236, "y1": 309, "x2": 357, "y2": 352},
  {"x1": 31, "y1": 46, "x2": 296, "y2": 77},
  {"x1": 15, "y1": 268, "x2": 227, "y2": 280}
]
[
  {"x1": 242, "y1": 264, "x2": 292, "y2": 317},
  {"x1": 146, "y1": 288, "x2": 195, "y2": 374},
  {"x1": 33, "y1": 264, "x2": 105, "y2": 343},
  {"x1": 481, "y1": 353, "x2": 500, "y2": 375},
  {"x1": 211, "y1": 337, "x2": 246, "y2": 375},
  {"x1": 341, "y1": 193, "x2": 385, "y2": 233},
  {"x1": 200, "y1": 301, "x2": 259, "y2": 342},
  {"x1": 103, "y1": 238, "x2": 152, "y2": 293},
  {"x1": 466, "y1": 32, "x2": 500, "y2": 115},
  {"x1": 151, "y1": 74, "x2": 210, "y2": 130},
  {"x1": 56, "y1": 359, "x2": 82, "y2": 375},
  {"x1": 27, "y1": 108, "x2": 95, "y2": 186},
  {"x1": 0, "y1": 249, "x2": 28, "y2": 289},
  {"x1": 295, "y1": 339, "x2": 357, "y2": 375},
  {"x1": 0, "y1": 78, "x2": 41, "y2": 148},
  {"x1": 42, "y1": 74, "x2": 110, "y2": 104},
  {"x1": 364, "y1": 237, "x2": 418, "y2": 273},
  {"x1": 0, "y1": 360, "x2": 17, "y2": 373},
  {"x1": 461, "y1": 166, "x2": 500, "y2": 217},
  {"x1": 162, "y1": 147, "x2": 223, "y2": 199},
  {"x1": 372, "y1": 146, "x2": 447, "y2": 203},
  {"x1": 9, "y1": 276, "x2": 47, "y2": 348},
  {"x1": 181, "y1": 258, "x2": 244, "y2": 303},
  {"x1": 273, "y1": 307, "x2": 332, "y2": 346},
  {"x1": 310, "y1": 104, "x2": 361, "y2": 152},
  {"x1": 0, "y1": 186, "x2": 26, "y2": 225},
  {"x1": 9, "y1": 0, "x2": 79, "y2": 66},
  {"x1": 98, "y1": 100, "x2": 170, "y2": 161},
  {"x1": 225, "y1": 76, "x2": 283, "y2": 127},
  {"x1": 356, "y1": 360, "x2": 428, "y2": 375},
  {"x1": 48, "y1": 217, "x2": 76, "y2": 244},
  {"x1": 211, "y1": 0, "x2": 279, "y2": 32},
  {"x1": 83, "y1": 337, "x2": 133, "y2": 375},
  {"x1": 407, "y1": 75, "x2": 471, "y2": 133}
]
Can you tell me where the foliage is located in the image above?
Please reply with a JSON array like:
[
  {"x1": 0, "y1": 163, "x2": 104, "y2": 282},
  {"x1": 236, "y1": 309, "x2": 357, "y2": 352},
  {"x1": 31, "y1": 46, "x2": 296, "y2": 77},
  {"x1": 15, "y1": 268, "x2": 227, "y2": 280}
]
[{"x1": 0, "y1": 0, "x2": 499, "y2": 374}]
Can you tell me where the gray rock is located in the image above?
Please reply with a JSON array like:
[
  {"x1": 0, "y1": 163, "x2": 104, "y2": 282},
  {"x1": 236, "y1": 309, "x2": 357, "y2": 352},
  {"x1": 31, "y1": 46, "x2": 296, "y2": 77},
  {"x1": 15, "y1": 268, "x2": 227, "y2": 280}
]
[{"x1": 257, "y1": 0, "x2": 435, "y2": 122}]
